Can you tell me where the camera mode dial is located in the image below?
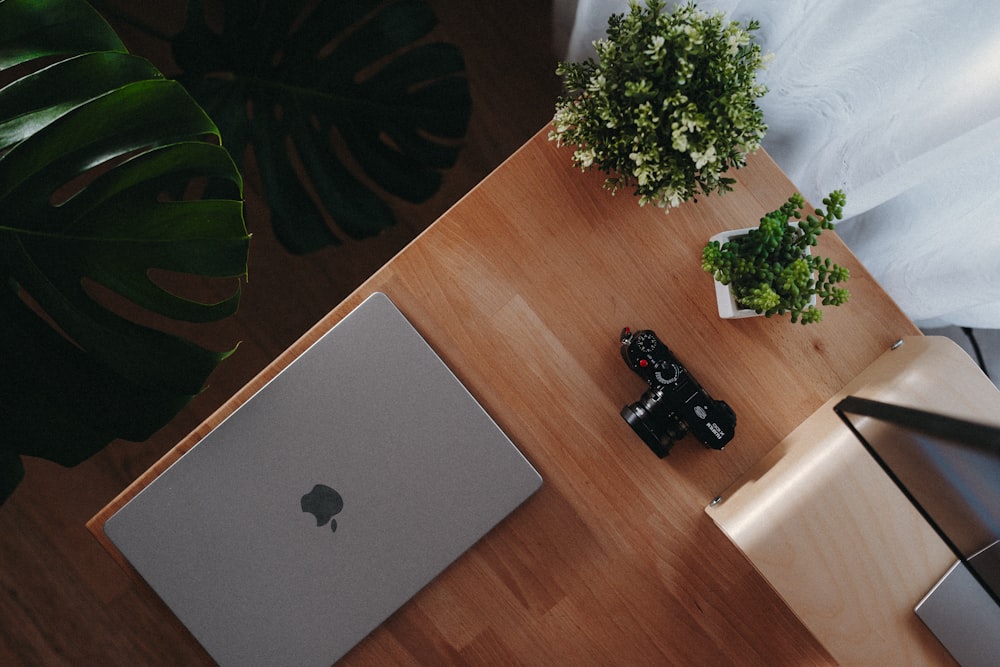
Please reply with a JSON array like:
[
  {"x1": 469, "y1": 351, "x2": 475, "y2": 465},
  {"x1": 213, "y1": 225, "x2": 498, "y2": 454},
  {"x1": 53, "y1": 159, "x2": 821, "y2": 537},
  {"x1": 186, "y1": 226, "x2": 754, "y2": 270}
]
[{"x1": 635, "y1": 330, "x2": 658, "y2": 354}]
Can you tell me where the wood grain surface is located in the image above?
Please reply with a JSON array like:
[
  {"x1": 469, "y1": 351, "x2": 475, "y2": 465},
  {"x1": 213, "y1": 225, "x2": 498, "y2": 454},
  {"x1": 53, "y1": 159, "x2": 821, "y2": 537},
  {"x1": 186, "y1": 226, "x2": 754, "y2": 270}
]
[
  {"x1": 89, "y1": 128, "x2": 921, "y2": 665},
  {"x1": 709, "y1": 334, "x2": 1000, "y2": 666}
]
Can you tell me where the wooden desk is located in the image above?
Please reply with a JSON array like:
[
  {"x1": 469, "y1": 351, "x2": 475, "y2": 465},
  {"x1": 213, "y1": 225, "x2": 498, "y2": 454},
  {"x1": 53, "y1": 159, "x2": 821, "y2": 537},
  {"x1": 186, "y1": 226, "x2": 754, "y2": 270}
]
[
  {"x1": 89, "y1": 127, "x2": 920, "y2": 665},
  {"x1": 707, "y1": 334, "x2": 991, "y2": 666}
]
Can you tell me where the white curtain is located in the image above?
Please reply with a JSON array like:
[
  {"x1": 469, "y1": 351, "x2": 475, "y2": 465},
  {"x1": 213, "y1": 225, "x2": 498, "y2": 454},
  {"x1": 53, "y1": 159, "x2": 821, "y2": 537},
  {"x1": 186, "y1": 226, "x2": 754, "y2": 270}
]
[{"x1": 554, "y1": 0, "x2": 1000, "y2": 328}]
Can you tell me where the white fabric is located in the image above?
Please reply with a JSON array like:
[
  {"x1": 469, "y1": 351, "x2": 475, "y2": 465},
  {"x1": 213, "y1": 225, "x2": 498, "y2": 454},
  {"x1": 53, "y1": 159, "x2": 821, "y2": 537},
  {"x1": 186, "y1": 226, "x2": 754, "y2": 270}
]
[{"x1": 554, "y1": 0, "x2": 1000, "y2": 327}]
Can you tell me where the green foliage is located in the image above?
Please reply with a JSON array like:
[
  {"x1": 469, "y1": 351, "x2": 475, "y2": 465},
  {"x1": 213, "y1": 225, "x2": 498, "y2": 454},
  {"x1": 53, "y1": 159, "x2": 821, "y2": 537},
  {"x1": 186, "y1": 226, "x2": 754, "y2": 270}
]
[
  {"x1": 549, "y1": 0, "x2": 768, "y2": 210},
  {"x1": 169, "y1": 0, "x2": 472, "y2": 254},
  {"x1": 702, "y1": 191, "x2": 850, "y2": 324},
  {"x1": 0, "y1": 0, "x2": 250, "y2": 503}
]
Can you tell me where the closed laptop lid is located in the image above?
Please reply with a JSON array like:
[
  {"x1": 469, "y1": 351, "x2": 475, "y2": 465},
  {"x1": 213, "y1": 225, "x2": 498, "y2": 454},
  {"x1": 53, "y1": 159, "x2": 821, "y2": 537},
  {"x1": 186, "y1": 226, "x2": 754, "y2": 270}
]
[{"x1": 104, "y1": 292, "x2": 542, "y2": 666}]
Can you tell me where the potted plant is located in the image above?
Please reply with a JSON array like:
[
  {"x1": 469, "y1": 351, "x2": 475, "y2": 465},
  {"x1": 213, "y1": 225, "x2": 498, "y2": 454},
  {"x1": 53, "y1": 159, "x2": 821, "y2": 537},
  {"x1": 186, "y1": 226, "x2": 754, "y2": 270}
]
[
  {"x1": 701, "y1": 191, "x2": 850, "y2": 324},
  {"x1": 549, "y1": 0, "x2": 769, "y2": 211},
  {"x1": 0, "y1": 0, "x2": 250, "y2": 503}
]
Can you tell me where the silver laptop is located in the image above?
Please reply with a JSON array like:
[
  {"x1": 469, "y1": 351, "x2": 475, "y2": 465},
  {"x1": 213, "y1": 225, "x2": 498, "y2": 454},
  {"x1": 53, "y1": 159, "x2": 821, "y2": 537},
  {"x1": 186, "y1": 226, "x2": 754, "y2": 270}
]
[{"x1": 104, "y1": 292, "x2": 542, "y2": 666}]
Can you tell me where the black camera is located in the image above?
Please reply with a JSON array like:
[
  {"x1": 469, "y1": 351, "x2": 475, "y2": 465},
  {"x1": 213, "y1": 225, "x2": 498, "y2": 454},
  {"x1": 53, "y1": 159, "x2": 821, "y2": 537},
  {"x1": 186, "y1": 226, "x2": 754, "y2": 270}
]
[{"x1": 619, "y1": 328, "x2": 736, "y2": 457}]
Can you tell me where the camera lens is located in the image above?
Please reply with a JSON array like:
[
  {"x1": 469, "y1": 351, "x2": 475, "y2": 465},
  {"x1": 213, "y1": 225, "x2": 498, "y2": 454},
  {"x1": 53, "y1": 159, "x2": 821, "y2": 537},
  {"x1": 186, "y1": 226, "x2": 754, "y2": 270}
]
[{"x1": 621, "y1": 388, "x2": 687, "y2": 457}]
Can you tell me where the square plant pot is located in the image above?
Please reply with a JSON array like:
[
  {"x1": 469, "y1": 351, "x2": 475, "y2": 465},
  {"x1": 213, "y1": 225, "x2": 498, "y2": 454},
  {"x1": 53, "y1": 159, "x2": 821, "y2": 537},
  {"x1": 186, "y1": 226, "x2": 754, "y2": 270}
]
[{"x1": 708, "y1": 228, "x2": 815, "y2": 320}]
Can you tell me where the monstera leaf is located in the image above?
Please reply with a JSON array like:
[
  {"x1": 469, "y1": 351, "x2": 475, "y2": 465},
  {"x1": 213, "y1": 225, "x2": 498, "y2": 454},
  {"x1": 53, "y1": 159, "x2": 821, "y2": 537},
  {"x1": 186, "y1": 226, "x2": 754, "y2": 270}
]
[
  {"x1": 170, "y1": 0, "x2": 471, "y2": 253},
  {"x1": 0, "y1": 0, "x2": 250, "y2": 503}
]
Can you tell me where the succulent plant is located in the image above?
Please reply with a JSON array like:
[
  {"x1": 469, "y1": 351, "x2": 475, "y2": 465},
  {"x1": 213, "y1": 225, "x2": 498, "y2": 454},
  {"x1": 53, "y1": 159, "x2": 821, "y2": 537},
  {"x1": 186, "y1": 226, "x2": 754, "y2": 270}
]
[{"x1": 702, "y1": 191, "x2": 850, "y2": 324}]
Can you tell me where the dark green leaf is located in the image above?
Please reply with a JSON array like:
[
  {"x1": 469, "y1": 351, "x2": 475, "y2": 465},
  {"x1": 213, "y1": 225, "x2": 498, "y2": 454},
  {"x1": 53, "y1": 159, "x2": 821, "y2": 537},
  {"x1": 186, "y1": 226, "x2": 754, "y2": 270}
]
[
  {"x1": 172, "y1": 0, "x2": 471, "y2": 253},
  {"x1": 0, "y1": 0, "x2": 249, "y2": 503},
  {"x1": 0, "y1": 0, "x2": 124, "y2": 69}
]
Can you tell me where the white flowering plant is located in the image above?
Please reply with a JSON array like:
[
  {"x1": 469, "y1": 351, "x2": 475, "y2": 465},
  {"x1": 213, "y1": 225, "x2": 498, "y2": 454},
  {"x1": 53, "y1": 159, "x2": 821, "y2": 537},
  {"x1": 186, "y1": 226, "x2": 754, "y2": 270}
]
[{"x1": 550, "y1": 0, "x2": 769, "y2": 210}]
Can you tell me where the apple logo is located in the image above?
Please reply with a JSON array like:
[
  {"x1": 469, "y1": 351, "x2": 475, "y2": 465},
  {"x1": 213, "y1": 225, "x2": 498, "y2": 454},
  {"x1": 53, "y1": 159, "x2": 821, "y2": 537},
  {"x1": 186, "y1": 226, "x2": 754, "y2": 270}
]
[{"x1": 300, "y1": 484, "x2": 344, "y2": 532}]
